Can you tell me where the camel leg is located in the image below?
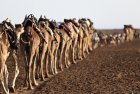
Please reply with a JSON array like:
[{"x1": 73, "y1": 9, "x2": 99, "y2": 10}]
[
  {"x1": 77, "y1": 37, "x2": 80, "y2": 59},
  {"x1": 24, "y1": 51, "x2": 29, "y2": 87},
  {"x1": 27, "y1": 52, "x2": 34, "y2": 90},
  {"x1": 84, "y1": 37, "x2": 89, "y2": 55},
  {"x1": 82, "y1": 39, "x2": 86, "y2": 58},
  {"x1": 50, "y1": 42, "x2": 55, "y2": 75},
  {"x1": 80, "y1": 39, "x2": 84, "y2": 58},
  {"x1": 64, "y1": 43, "x2": 69, "y2": 68},
  {"x1": 0, "y1": 57, "x2": 9, "y2": 94},
  {"x1": 9, "y1": 52, "x2": 19, "y2": 93},
  {"x1": 3, "y1": 65, "x2": 9, "y2": 94},
  {"x1": 81, "y1": 39, "x2": 85, "y2": 59},
  {"x1": 58, "y1": 41, "x2": 65, "y2": 71},
  {"x1": 78, "y1": 37, "x2": 83, "y2": 60},
  {"x1": 65, "y1": 40, "x2": 71, "y2": 67},
  {"x1": 88, "y1": 34, "x2": 93, "y2": 52},
  {"x1": 71, "y1": 39, "x2": 75, "y2": 64},
  {"x1": 35, "y1": 54, "x2": 40, "y2": 79},
  {"x1": 0, "y1": 65, "x2": 9, "y2": 94},
  {"x1": 45, "y1": 48, "x2": 50, "y2": 78},
  {"x1": 86, "y1": 38, "x2": 90, "y2": 54},
  {"x1": 32, "y1": 51, "x2": 39, "y2": 86},
  {"x1": 53, "y1": 42, "x2": 60, "y2": 74},
  {"x1": 74, "y1": 38, "x2": 78, "y2": 60},
  {"x1": 54, "y1": 43, "x2": 59, "y2": 74},
  {"x1": 72, "y1": 38, "x2": 78, "y2": 64},
  {"x1": 39, "y1": 43, "x2": 47, "y2": 81}
]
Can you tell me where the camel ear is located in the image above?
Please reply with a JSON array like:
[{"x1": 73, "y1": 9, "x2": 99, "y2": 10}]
[
  {"x1": 40, "y1": 15, "x2": 43, "y2": 18},
  {"x1": 5, "y1": 18, "x2": 9, "y2": 22},
  {"x1": 25, "y1": 15, "x2": 28, "y2": 18},
  {"x1": 124, "y1": 25, "x2": 127, "y2": 27},
  {"x1": 44, "y1": 16, "x2": 47, "y2": 19}
]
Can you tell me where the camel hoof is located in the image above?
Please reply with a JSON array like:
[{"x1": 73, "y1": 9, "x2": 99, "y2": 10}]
[
  {"x1": 65, "y1": 65, "x2": 69, "y2": 68},
  {"x1": 82, "y1": 54, "x2": 86, "y2": 58},
  {"x1": 58, "y1": 65, "x2": 63, "y2": 71},
  {"x1": 68, "y1": 61, "x2": 71, "y2": 66},
  {"x1": 28, "y1": 86, "x2": 34, "y2": 90},
  {"x1": 87, "y1": 52, "x2": 90, "y2": 54},
  {"x1": 78, "y1": 57, "x2": 83, "y2": 60},
  {"x1": 55, "y1": 71, "x2": 58, "y2": 74},
  {"x1": 35, "y1": 74, "x2": 40, "y2": 79},
  {"x1": 45, "y1": 74, "x2": 50, "y2": 78},
  {"x1": 33, "y1": 82, "x2": 39, "y2": 86},
  {"x1": 60, "y1": 68, "x2": 63, "y2": 71},
  {"x1": 9, "y1": 87, "x2": 15, "y2": 93},
  {"x1": 40, "y1": 77, "x2": 45, "y2": 81},
  {"x1": 72, "y1": 60, "x2": 76, "y2": 64}
]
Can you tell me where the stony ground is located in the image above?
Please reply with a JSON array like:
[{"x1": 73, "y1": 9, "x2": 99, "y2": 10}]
[{"x1": 3, "y1": 39, "x2": 140, "y2": 94}]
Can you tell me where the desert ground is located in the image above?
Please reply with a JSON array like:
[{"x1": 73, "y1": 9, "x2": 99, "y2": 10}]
[{"x1": 1, "y1": 30, "x2": 140, "y2": 94}]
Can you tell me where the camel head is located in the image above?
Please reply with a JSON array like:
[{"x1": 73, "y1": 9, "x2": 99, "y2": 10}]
[
  {"x1": 38, "y1": 15, "x2": 50, "y2": 28},
  {"x1": 15, "y1": 24, "x2": 24, "y2": 41}
]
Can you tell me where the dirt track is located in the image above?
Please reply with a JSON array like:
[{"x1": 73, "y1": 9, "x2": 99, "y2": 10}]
[{"x1": 6, "y1": 39, "x2": 140, "y2": 94}]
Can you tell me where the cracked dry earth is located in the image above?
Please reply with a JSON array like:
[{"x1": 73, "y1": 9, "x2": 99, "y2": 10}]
[{"x1": 4, "y1": 39, "x2": 140, "y2": 94}]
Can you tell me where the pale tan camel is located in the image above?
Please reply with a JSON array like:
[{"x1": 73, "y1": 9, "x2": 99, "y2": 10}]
[
  {"x1": 71, "y1": 18, "x2": 85, "y2": 60},
  {"x1": 87, "y1": 19, "x2": 95, "y2": 52},
  {"x1": 64, "y1": 19, "x2": 78, "y2": 64},
  {"x1": 80, "y1": 19, "x2": 94, "y2": 56},
  {"x1": 36, "y1": 16, "x2": 54, "y2": 80},
  {"x1": 79, "y1": 19, "x2": 90, "y2": 57},
  {"x1": 124, "y1": 25, "x2": 135, "y2": 42},
  {"x1": 48, "y1": 20, "x2": 61, "y2": 74},
  {"x1": 77, "y1": 24, "x2": 85, "y2": 60},
  {"x1": 57, "y1": 23, "x2": 72, "y2": 71},
  {"x1": 0, "y1": 20, "x2": 24, "y2": 94}
]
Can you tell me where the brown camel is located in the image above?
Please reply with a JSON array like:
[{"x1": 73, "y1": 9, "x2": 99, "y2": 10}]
[
  {"x1": 21, "y1": 15, "x2": 42, "y2": 90},
  {"x1": 0, "y1": 19, "x2": 24, "y2": 94}
]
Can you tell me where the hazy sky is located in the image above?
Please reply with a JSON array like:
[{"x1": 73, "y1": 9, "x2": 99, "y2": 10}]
[{"x1": 0, "y1": 0, "x2": 140, "y2": 29}]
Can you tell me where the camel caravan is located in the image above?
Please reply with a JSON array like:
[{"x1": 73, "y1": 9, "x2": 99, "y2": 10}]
[
  {"x1": 93, "y1": 25, "x2": 138, "y2": 49},
  {"x1": 0, "y1": 14, "x2": 138, "y2": 94}
]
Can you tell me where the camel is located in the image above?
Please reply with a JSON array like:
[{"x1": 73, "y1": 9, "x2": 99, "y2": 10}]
[
  {"x1": 93, "y1": 30, "x2": 100, "y2": 49},
  {"x1": 48, "y1": 20, "x2": 61, "y2": 74},
  {"x1": 0, "y1": 19, "x2": 24, "y2": 94},
  {"x1": 87, "y1": 19, "x2": 95, "y2": 52},
  {"x1": 124, "y1": 25, "x2": 135, "y2": 42},
  {"x1": 106, "y1": 34, "x2": 117, "y2": 46},
  {"x1": 120, "y1": 33, "x2": 126, "y2": 43},
  {"x1": 64, "y1": 19, "x2": 79, "y2": 64},
  {"x1": 134, "y1": 30, "x2": 140, "y2": 39},
  {"x1": 98, "y1": 32, "x2": 108, "y2": 47},
  {"x1": 37, "y1": 16, "x2": 56, "y2": 80},
  {"x1": 21, "y1": 14, "x2": 42, "y2": 89},
  {"x1": 71, "y1": 18, "x2": 84, "y2": 60},
  {"x1": 79, "y1": 18, "x2": 91, "y2": 57},
  {"x1": 57, "y1": 22, "x2": 72, "y2": 71}
]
